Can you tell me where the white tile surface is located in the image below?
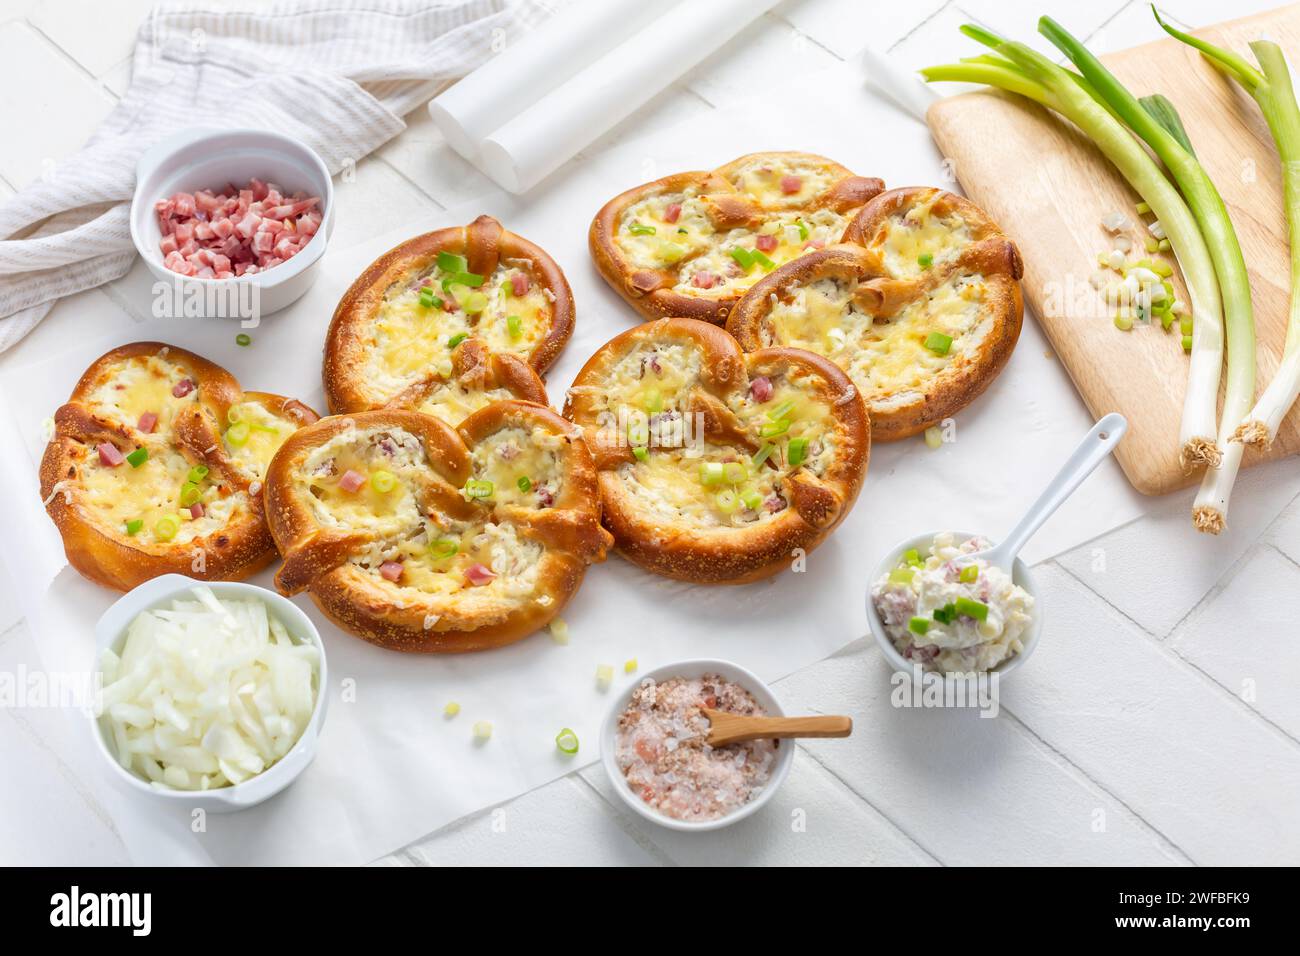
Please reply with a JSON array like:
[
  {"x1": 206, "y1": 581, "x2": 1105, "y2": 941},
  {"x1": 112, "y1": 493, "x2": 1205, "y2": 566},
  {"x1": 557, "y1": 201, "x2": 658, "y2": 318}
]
[
  {"x1": 0, "y1": 20, "x2": 116, "y2": 187},
  {"x1": 3, "y1": 0, "x2": 1296, "y2": 867}
]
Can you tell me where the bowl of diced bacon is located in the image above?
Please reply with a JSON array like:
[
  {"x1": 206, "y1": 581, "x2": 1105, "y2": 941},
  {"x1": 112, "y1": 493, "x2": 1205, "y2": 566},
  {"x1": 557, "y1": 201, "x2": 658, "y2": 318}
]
[{"x1": 129, "y1": 127, "x2": 335, "y2": 319}]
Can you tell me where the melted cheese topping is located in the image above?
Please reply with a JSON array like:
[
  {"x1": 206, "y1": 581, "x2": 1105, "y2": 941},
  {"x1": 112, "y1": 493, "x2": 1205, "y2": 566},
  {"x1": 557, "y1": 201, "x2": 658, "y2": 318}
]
[
  {"x1": 361, "y1": 258, "x2": 552, "y2": 404},
  {"x1": 583, "y1": 339, "x2": 838, "y2": 529},
  {"x1": 224, "y1": 401, "x2": 300, "y2": 481},
  {"x1": 468, "y1": 425, "x2": 565, "y2": 509},
  {"x1": 765, "y1": 275, "x2": 986, "y2": 402},
  {"x1": 297, "y1": 427, "x2": 427, "y2": 537},
  {"x1": 415, "y1": 381, "x2": 518, "y2": 426},
  {"x1": 612, "y1": 167, "x2": 854, "y2": 300},
  {"x1": 876, "y1": 198, "x2": 973, "y2": 278},
  {"x1": 85, "y1": 355, "x2": 197, "y2": 428}
]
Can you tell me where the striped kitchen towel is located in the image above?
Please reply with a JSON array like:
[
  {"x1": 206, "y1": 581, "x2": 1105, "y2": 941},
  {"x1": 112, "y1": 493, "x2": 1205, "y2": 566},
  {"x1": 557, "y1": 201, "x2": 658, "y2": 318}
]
[{"x1": 0, "y1": 0, "x2": 553, "y2": 352}]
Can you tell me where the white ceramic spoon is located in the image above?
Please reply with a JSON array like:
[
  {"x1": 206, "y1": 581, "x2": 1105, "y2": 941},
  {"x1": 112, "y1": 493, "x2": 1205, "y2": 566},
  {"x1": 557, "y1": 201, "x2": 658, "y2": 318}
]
[{"x1": 964, "y1": 412, "x2": 1128, "y2": 574}]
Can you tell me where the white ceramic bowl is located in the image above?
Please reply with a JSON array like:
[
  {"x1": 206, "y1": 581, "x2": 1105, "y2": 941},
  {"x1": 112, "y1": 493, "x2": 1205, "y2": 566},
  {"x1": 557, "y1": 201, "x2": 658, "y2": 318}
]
[
  {"x1": 600, "y1": 659, "x2": 795, "y2": 832},
  {"x1": 90, "y1": 574, "x2": 329, "y2": 812},
  {"x1": 866, "y1": 529, "x2": 1043, "y2": 679},
  {"x1": 129, "y1": 127, "x2": 335, "y2": 321}
]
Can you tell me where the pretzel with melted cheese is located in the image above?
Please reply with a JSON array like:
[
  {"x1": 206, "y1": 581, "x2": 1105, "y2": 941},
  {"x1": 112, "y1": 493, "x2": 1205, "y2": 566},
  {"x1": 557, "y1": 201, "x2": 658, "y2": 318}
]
[
  {"x1": 263, "y1": 404, "x2": 611, "y2": 652},
  {"x1": 40, "y1": 342, "x2": 319, "y2": 591},
  {"x1": 589, "y1": 152, "x2": 884, "y2": 326},
  {"x1": 564, "y1": 318, "x2": 869, "y2": 584},
  {"x1": 324, "y1": 215, "x2": 569, "y2": 422},
  {"x1": 727, "y1": 187, "x2": 1024, "y2": 441}
]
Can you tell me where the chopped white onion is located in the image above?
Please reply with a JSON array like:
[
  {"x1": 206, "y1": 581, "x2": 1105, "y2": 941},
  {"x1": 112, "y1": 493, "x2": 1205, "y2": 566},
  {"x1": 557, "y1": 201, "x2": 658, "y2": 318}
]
[{"x1": 97, "y1": 587, "x2": 318, "y2": 791}]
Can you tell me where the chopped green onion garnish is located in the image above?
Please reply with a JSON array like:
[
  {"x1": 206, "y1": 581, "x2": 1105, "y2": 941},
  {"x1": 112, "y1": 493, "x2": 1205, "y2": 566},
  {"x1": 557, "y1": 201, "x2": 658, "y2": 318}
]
[
  {"x1": 908, "y1": 617, "x2": 931, "y2": 635},
  {"x1": 430, "y1": 537, "x2": 459, "y2": 560},
  {"x1": 225, "y1": 421, "x2": 250, "y2": 447},
  {"x1": 441, "y1": 271, "x2": 485, "y2": 291},
  {"x1": 767, "y1": 400, "x2": 796, "y2": 421},
  {"x1": 932, "y1": 603, "x2": 957, "y2": 625},
  {"x1": 632, "y1": 445, "x2": 649, "y2": 462},
  {"x1": 187, "y1": 465, "x2": 209, "y2": 483},
  {"x1": 954, "y1": 596, "x2": 989, "y2": 621},
  {"x1": 889, "y1": 567, "x2": 915, "y2": 584},
  {"x1": 507, "y1": 314, "x2": 522, "y2": 338},
  {"x1": 796, "y1": 219, "x2": 809, "y2": 241},
  {"x1": 1180, "y1": 315, "x2": 1194, "y2": 335},
  {"x1": 750, "y1": 249, "x2": 776, "y2": 271},
  {"x1": 1182, "y1": 334, "x2": 1194, "y2": 352},
  {"x1": 904, "y1": 548, "x2": 922, "y2": 566},
  {"x1": 699, "y1": 462, "x2": 725, "y2": 486},
  {"x1": 235, "y1": 333, "x2": 252, "y2": 347},
  {"x1": 370, "y1": 469, "x2": 397, "y2": 493},
  {"x1": 124, "y1": 518, "x2": 143, "y2": 536},
  {"x1": 1114, "y1": 314, "x2": 1134, "y2": 331},
  {"x1": 752, "y1": 442, "x2": 774, "y2": 467},
  {"x1": 759, "y1": 419, "x2": 790, "y2": 438},
  {"x1": 722, "y1": 461, "x2": 747, "y2": 484},
  {"x1": 728, "y1": 247, "x2": 755, "y2": 270},
  {"x1": 787, "y1": 436, "x2": 809, "y2": 467},
  {"x1": 463, "y1": 478, "x2": 494, "y2": 499},
  {"x1": 1144, "y1": 235, "x2": 1160, "y2": 253},
  {"x1": 462, "y1": 291, "x2": 489, "y2": 314},
  {"x1": 179, "y1": 482, "x2": 202, "y2": 507},
  {"x1": 658, "y1": 241, "x2": 687, "y2": 263},
  {"x1": 126, "y1": 447, "x2": 148, "y2": 468},
  {"x1": 715, "y1": 488, "x2": 739, "y2": 513},
  {"x1": 628, "y1": 221, "x2": 656, "y2": 235},
  {"x1": 517, "y1": 476, "x2": 532, "y2": 492},
  {"x1": 918, "y1": 252, "x2": 934, "y2": 268},
  {"x1": 642, "y1": 388, "x2": 663, "y2": 413},
  {"x1": 437, "y1": 251, "x2": 468, "y2": 273},
  {"x1": 740, "y1": 488, "x2": 762, "y2": 511},
  {"x1": 555, "y1": 728, "x2": 579, "y2": 755},
  {"x1": 448, "y1": 333, "x2": 468, "y2": 348},
  {"x1": 419, "y1": 287, "x2": 437, "y2": 308},
  {"x1": 958, "y1": 564, "x2": 978, "y2": 583},
  {"x1": 154, "y1": 515, "x2": 180, "y2": 541},
  {"x1": 924, "y1": 331, "x2": 953, "y2": 355},
  {"x1": 677, "y1": 227, "x2": 688, "y2": 234},
  {"x1": 1136, "y1": 201, "x2": 1151, "y2": 215}
]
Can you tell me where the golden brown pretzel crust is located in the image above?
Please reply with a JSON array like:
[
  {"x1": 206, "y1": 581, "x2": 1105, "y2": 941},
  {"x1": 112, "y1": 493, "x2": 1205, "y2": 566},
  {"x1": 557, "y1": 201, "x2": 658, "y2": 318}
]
[
  {"x1": 564, "y1": 318, "x2": 869, "y2": 584},
  {"x1": 39, "y1": 342, "x2": 319, "y2": 592},
  {"x1": 728, "y1": 186, "x2": 1024, "y2": 442},
  {"x1": 263, "y1": 405, "x2": 611, "y2": 653},
  {"x1": 589, "y1": 152, "x2": 885, "y2": 326},
  {"x1": 324, "y1": 215, "x2": 574, "y2": 409}
]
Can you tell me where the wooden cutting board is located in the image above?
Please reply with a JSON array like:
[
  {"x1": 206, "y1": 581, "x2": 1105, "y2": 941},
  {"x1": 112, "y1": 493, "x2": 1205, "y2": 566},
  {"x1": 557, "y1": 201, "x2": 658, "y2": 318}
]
[{"x1": 927, "y1": 5, "x2": 1300, "y2": 495}]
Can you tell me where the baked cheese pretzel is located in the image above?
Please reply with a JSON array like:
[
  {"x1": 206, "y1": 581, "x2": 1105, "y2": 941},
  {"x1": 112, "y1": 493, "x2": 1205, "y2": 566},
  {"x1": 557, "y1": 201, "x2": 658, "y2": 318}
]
[
  {"x1": 263, "y1": 403, "x2": 611, "y2": 652},
  {"x1": 40, "y1": 342, "x2": 319, "y2": 591},
  {"x1": 324, "y1": 214, "x2": 570, "y2": 422},
  {"x1": 728, "y1": 187, "x2": 1024, "y2": 441},
  {"x1": 590, "y1": 152, "x2": 884, "y2": 325},
  {"x1": 564, "y1": 318, "x2": 868, "y2": 584}
]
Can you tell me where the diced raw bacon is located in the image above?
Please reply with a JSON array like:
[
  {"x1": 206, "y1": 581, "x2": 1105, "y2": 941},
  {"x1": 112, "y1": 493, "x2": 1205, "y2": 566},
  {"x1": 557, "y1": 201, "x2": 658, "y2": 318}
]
[
  {"x1": 157, "y1": 179, "x2": 322, "y2": 278},
  {"x1": 780, "y1": 175, "x2": 802, "y2": 194},
  {"x1": 510, "y1": 273, "x2": 530, "y2": 296},
  {"x1": 756, "y1": 234, "x2": 777, "y2": 253},
  {"x1": 338, "y1": 469, "x2": 366, "y2": 493},
  {"x1": 98, "y1": 442, "x2": 125, "y2": 466},
  {"x1": 380, "y1": 561, "x2": 404, "y2": 582},
  {"x1": 172, "y1": 378, "x2": 195, "y2": 398},
  {"x1": 664, "y1": 203, "x2": 682, "y2": 224},
  {"x1": 465, "y1": 563, "x2": 496, "y2": 586},
  {"x1": 137, "y1": 411, "x2": 157, "y2": 433},
  {"x1": 691, "y1": 272, "x2": 718, "y2": 289},
  {"x1": 749, "y1": 376, "x2": 773, "y2": 402}
]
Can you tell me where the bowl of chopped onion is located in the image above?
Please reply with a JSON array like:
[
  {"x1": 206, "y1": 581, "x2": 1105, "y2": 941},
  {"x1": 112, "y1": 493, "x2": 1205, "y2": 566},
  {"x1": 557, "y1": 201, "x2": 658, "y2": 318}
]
[{"x1": 90, "y1": 574, "x2": 328, "y2": 812}]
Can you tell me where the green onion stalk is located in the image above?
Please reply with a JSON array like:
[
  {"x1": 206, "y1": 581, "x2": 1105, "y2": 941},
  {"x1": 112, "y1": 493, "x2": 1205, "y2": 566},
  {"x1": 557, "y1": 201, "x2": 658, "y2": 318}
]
[
  {"x1": 920, "y1": 26, "x2": 1227, "y2": 475},
  {"x1": 1039, "y1": 15, "x2": 1254, "y2": 534},
  {"x1": 1156, "y1": 10, "x2": 1300, "y2": 456}
]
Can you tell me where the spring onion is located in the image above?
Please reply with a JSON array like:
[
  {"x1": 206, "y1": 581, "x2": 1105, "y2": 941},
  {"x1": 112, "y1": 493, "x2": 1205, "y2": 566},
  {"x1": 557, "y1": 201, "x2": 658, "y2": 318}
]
[
  {"x1": 759, "y1": 419, "x2": 790, "y2": 438},
  {"x1": 728, "y1": 247, "x2": 756, "y2": 270},
  {"x1": 924, "y1": 331, "x2": 952, "y2": 355},
  {"x1": 126, "y1": 448, "x2": 148, "y2": 468},
  {"x1": 659, "y1": 241, "x2": 687, "y2": 263},
  {"x1": 904, "y1": 548, "x2": 922, "y2": 566},
  {"x1": 448, "y1": 333, "x2": 468, "y2": 349},
  {"x1": 632, "y1": 445, "x2": 649, "y2": 462},
  {"x1": 462, "y1": 292, "x2": 489, "y2": 314},
  {"x1": 124, "y1": 518, "x2": 143, "y2": 536},
  {"x1": 932, "y1": 603, "x2": 958, "y2": 625},
  {"x1": 722, "y1": 461, "x2": 747, "y2": 484},
  {"x1": 787, "y1": 436, "x2": 809, "y2": 467},
  {"x1": 154, "y1": 515, "x2": 180, "y2": 541},
  {"x1": 955, "y1": 596, "x2": 989, "y2": 621},
  {"x1": 235, "y1": 332, "x2": 251, "y2": 347},
  {"x1": 752, "y1": 442, "x2": 774, "y2": 468},
  {"x1": 555, "y1": 728, "x2": 579, "y2": 754},
  {"x1": 225, "y1": 421, "x2": 250, "y2": 447},
  {"x1": 370, "y1": 469, "x2": 397, "y2": 493},
  {"x1": 716, "y1": 488, "x2": 739, "y2": 513},
  {"x1": 437, "y1": 251, "x2": 467, "y2": 273},
  {"x1": 179, "y1": 482, "x2": 202, "y2": 507},
  {"x1": 628, "y1": 221, "x2": 656, "y2": 235},
  {"x1": 751, "y1": 249, "x2": 776, "y2": 271},
  {"x1": 516, "y1": 475, "x2": 532, "y2": 492},
  {"x1": 643, "y1": 388, "x2": 663, "y2": 413},
  {"x1": 889, "y1": 567, "x2": 915, "y2": 584},
  {"x1": 918, "y1": 252, "x2": 934, "y2": 269},
  {"x1": 908, "y1": 617, "x2": 931, "y2": 636},
  {"x1": 1156, "y1": 14, "x2": 1300, "y2": 462},
  {"x1": 624, "y1": 658, "x2": 637, "y2": 674},
  {"x1": 507, "y1": 314, "x2": 522, "y2": 338},
  {"x1": 922, "y1": 22, "x2": 1226, "y2": 471},
  {"x1": 463, "y1": 479, "x2": 494, "y2": 499},
  {"x1": 959, "y1": 564, "x2": 979, "y2": 584},
  {"x1": 187, "y1": 465, "x2": 209, "y2": 483},
  {"x1": 429, "y1": 537, "x2": 459, "y2": 560},
  {"x1": 796, "y1": 219, "x2": 809, "y2": 240},
  {"x1": 1041, "y1": 14, "x2": 1253, "y2": 531},
  {"x1": 699, "y1": 462, "x2": 725, "y2": 485}
]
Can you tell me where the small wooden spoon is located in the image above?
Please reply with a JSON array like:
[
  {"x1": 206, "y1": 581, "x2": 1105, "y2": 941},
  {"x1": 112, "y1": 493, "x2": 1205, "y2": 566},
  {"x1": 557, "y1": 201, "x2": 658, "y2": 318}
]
[{"x1": 703, "y1": 709, "x2": 852, "y2": 747}]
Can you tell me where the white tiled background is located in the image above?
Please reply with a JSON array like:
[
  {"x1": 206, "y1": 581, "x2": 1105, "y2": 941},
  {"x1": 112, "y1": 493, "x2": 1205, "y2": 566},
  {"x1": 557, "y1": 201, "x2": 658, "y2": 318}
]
[{"x1": 2, "y1": 0, "x2": 1298, "y2": 866}]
